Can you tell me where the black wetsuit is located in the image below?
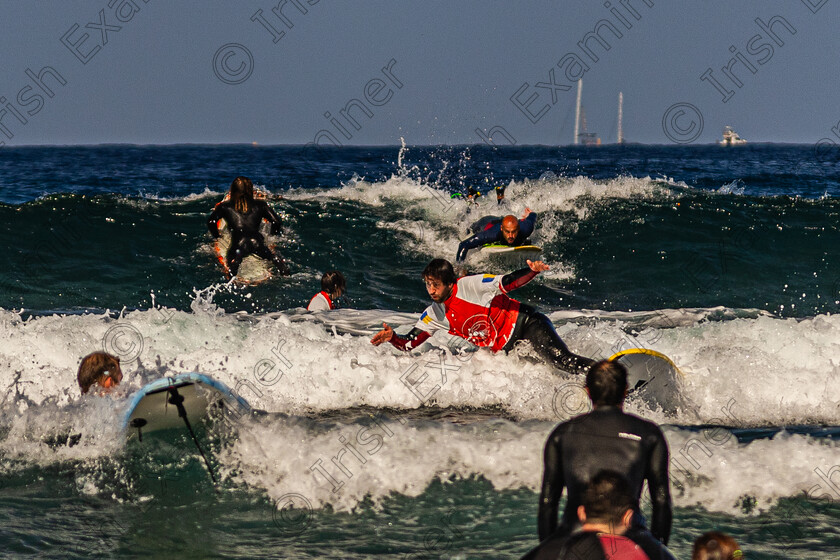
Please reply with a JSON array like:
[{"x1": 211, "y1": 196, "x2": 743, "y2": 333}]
[
  {"x1": 502, "y1": 304, "x2": 594, "y2": 375},
  {"x1": 207, "y1": 199, "x2": 289, "y2": 277},
  {"x1": 538, "y1": 407, "x2": 672, "y2": 545},
  {"x1": 521, "y1": 528, "x2": 677, "y2": 560}
]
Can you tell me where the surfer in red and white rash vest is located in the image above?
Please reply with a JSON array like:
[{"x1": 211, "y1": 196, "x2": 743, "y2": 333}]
[{"x1": 370, "y1": 258, "x2": 593, "y2": 375}]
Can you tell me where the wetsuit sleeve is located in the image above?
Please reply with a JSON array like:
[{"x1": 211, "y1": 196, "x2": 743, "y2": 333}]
[
  {"x1": 389, "y1": 327, "x2": 432, "y2": 351},
  {"x1": 456, "y1": 227, "x2": 501, "y2": 262},
  {"x1": 538, "y1": 429, "x2": 565, "y2": 541},
  {"x1": 500, "y1": 268, "x2": 538, "y2": 292},
  {"x1": 647, "y1": 428, "x2": 673, "y2": 545},
  {"x1": 260, "y1": 201, "x2": 283, "y2": 235},
  {"x1": 207, "y1": 206, "x2": 222, "y2": 238},
  {"x1": 520, "y1": 212, "x2": 537, "y2": 238}
]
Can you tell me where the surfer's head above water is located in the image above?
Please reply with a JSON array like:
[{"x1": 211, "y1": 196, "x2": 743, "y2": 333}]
[
  {"x1": 229, "y1": 176, "x2": 254, "y2": 213},
  {"x1": 77, "y1": 351, "x2": 123, "y2": 395},
  {"x1": 322, "y1": 270, "x2": 346, "y2": 300},
  {"x1": 692, "y1": 531, "x2": 742, "y2": 560},
  {"x1": 500, "y1": 215, "x2": 520, "y2": 244},
  {"x1": 586, "y1": 360, "x2": 628, "y2": 407},
  {"x1": 422, "y1": 258, "x2": 456, "y2": 303}
]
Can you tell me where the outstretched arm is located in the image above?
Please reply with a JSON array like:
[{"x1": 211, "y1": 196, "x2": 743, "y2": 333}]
[
  {"x1": 456, "y1": 224, "x2": 503, "y2": 262},
  {"x1": 371, "y1": 323, "x2": 432, "y2": 351},
  {"x1": 519, "y1": 209, "x2": 537, "y2": 237},
  {"x1": 456, "y1": 235, "x2": 483, "y2": 262},
  {"x1": 500, "y1": 260, "x2": 549, "y2": 292}
]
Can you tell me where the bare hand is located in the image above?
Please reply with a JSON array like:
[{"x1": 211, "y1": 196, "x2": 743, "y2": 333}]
[
  {"x1": 522, "y1": 207, "x2": 532, "y2": 219},
  {"x1": 527, "y1": 259, "x2": 549, "y2": 273},
  {"x1": 371, "y1": 323, "x2": 394, "y2": 346}
]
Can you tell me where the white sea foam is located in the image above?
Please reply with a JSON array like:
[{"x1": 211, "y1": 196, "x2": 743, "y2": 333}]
[
  {"x1": 217, "y1": 414, "x2": 840, "y2": 515},
  {"x1": 1, "y1": 301, "x2": 838, "y2": 514},
  {"x1": 1, "y1": 305, "x2": 838, "y2": 426}
]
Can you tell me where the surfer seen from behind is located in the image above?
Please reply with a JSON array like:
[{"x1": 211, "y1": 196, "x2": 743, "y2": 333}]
[
  {"x1": 456, "y1": 207, "x2": 537, "y2": 262},
  {"x1": 537, "y1": 360, "x2": 672, "y2": 546},
  {"x1": 370, "y1": 258, "x2": 593, "y2": 375},
  {"x1": 207, "y1": 176, "x2": 290, "y2": 279}
]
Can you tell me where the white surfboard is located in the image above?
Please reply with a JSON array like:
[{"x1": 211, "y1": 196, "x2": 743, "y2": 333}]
[
  {"x1": 123, "y1": 373, "x2": 250, "y2": 442},
  {"x1": 609, "y1": 349, "x2": 686, "y2": 414},
  {"x1": 479, "y1": 243, "x2": 542, "y2": 256},
  {"x1": 213, "y1": 227, "x2": 273, "y2": 285}
]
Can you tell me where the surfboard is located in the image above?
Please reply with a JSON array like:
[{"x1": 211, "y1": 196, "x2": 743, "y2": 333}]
[
  {"x1": 213, "y1": 229, "x2": 273, "y2": 285},
  {"x1": 480, "y1": 244, "x2": 542, "y2": 256},
  {"x1": 212, "y1": 189, "x2": 275, "y2": 285},
  {"x1": 123, "y1": 373, "x2": 251, "y2": 442},
  {"x1": 608, "y1": 348, "x2": 685, "y2": 414},
  {"x1": 479, "y1": 244, "x2": 543, "y2": 268}
]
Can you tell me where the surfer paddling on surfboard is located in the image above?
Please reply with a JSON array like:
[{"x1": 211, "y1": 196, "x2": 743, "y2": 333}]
[
  {"x1": 456, "y1": 208, "x2": 537, "y2": 262},
  {"x1": 370, "y1": 258, "x2": 593, "y2": 375},
  {"x1": 207, "y1": 176, "x2": 290, "y2": 280}
]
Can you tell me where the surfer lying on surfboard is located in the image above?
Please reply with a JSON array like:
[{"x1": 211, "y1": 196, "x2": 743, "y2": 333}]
[
  {"x1": 370, "y1": 258, "x2": 594, "y2": 375},
  {"x1": 456, "y1": 208, "x2": 536, "y2": 262},
  {"x1": 207, "y1": 176, "x2": 290, "y2": 280}
]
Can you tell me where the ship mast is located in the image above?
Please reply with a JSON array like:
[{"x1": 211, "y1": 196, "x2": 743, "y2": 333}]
[
  {"x1": 617, "y1": 92, "x2": 623, "y2": 144},
  {"x1": 573, "y1": 80, "x2": 582, "y2": 145}
]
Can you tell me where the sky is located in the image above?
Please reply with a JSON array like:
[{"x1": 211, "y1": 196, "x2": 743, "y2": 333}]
[{"x1": 0, "y1": 0, "x2": 837, "y2": 146}]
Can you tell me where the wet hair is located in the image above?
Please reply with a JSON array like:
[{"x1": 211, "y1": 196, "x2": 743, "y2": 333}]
[
  {"x1": 77, "y1": 352, "x2": 122, "y2": 394},
  {"x1": 229, "y1": 176, "x2": 254, "y2": 213},
  {"x1": 586, "y1": 360, "x2": 628, "y2": 406},
  {"x1": 692, "y1": 531, "x2": 742, "y2": 560},
  {"x1": 321, "y1": 270, "x2": 346, "y2": 298},
  {"x1": 422, "y1": 259, "x2": 457, "y2": 286},
  {"x1": 581, "y1": 470, "x2": 636, "y2": 525}
]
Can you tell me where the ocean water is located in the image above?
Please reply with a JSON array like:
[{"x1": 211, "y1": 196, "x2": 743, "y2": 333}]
[{"x1": 0, "y1": 144, "x2": 838, "y2": 559}]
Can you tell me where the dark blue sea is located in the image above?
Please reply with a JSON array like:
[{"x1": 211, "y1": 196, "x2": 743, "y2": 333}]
[{"x1": 0, "y1": 144, "x2": 838, "y2": 558}]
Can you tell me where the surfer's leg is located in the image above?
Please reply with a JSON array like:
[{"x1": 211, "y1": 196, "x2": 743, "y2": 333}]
[
  {"x1": 226, "y1": 237, "x2": 250, "y2": 278},
  {"x1": 469, "y1": 215, "x2": 500, "y2": 235},
  {"x1": 254, "y1": 242, "x2": 290, "y2": 276},
  {"x1": 517, "y1": 311, "x2": 594, "y2": 375}
]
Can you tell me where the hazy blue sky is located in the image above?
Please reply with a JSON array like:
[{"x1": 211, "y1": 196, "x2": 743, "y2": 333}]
[{"x1": 0, "y1": 0, "x2": 836, "y2": 145}]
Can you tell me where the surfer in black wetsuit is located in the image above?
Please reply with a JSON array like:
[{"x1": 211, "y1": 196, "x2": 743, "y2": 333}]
[
  {"x1": 538, "y1": 360, "x2": 672, "y2": 546},
  {"x1": 456, "y1": 208, "x2": 536, "y2": 262},
  {"x1": 523, "y1": 471, "x2": 676, "y2": 560},
  {"x1": 207, "y1": 176, "x2": 290, "y2": 279}
]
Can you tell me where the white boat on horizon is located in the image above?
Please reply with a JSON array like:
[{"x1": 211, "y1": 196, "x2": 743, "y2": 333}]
[{"x1": 720, "y1": 126, "x2": 747, "y2": 145}]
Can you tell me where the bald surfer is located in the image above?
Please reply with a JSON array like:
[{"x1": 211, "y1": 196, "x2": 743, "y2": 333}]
[{"x1": 456, "y1": 207, "x2": 536, "y2": 262}]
